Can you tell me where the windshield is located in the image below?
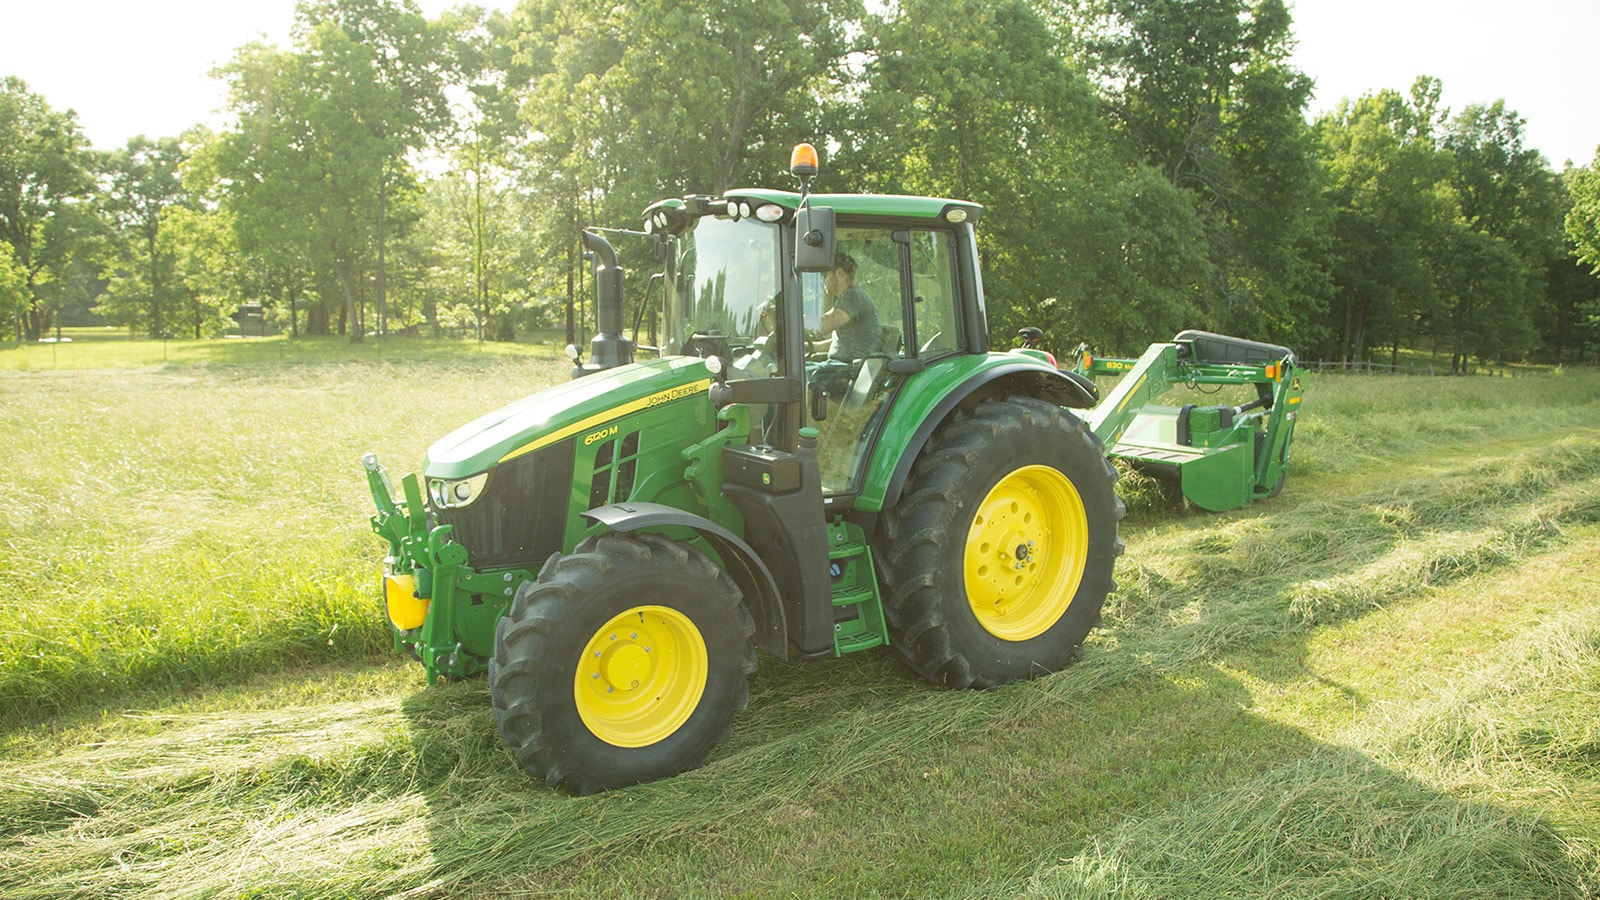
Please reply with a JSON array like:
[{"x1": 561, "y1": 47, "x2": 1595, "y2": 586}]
[{"x1": 664, "y1": 216, "x2": 783, "y2": 375}]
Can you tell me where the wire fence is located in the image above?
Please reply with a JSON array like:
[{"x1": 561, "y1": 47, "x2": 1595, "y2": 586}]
[{"x1": 1306, "y1": 359, "x2": 1532, "y2": 377}]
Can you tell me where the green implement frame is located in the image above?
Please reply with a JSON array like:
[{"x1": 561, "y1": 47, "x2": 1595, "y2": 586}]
[{"x1": 1070, "y1": 330, "x2": 1303, "y2": 512}]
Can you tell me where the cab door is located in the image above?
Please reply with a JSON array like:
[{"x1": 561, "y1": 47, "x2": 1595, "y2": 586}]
[{"x1": 805, "y1": 225, "x2": 964, "y2": 495}]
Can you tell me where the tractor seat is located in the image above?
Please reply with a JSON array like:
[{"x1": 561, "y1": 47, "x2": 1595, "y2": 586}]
[{"x1": 878, "y1": 324, "x2": 902, "y2": 354}]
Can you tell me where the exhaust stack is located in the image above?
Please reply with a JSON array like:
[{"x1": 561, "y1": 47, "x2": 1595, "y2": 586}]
[{"x1": 577, "y1": 230, "x2": 635, "y2": 375}]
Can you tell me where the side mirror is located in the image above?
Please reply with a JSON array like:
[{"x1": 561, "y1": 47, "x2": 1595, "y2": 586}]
[{"x1": 794, "y1": 205, "x2": 836, "y2": 273}]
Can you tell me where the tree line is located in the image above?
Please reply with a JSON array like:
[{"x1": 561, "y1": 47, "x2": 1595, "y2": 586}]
[{"x1": 3, "y1": 0, "x2": 1599, "y2": 365}]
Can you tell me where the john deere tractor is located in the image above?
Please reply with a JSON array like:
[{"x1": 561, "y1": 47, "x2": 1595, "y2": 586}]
[{"x1": 365, "y1": 145, "x2": 1296, "y2": 793}]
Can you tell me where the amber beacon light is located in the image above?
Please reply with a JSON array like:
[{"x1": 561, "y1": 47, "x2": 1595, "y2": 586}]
[{"x1": 790, "y1": 142, "x2": 819, "y2": 178}]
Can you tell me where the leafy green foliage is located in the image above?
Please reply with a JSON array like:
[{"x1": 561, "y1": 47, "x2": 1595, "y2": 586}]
[
  {"x1": 837, "y1": 0, "x2": 1209, "y2": 353},
  {"x1": 5, "y1": 0, "x2": 1600, "y2": 363},
  {"x1": 0, "y1": 77, "x2": 95, "y2": 340},
  {"x1": 0, "y1": 240, "x2": 25, "y2": 322},
  {"x1": 95, "y1": 136, "x2": 191, "y2": 337},
  {"x1": 1316, "y1": 83, "x2": 1457, "y2": 361},
  {"x1": 212, "y1": 0, "x2": 451, "y2": 342},
  {"x1": 1063, "y1": 0, "x2": 1327, "y2": 345},
  {"x1": 1566, "y1": 149, "x2": 1600, "y2": 276}
]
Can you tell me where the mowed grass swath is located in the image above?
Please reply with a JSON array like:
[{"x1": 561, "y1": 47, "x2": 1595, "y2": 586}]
[{"x1": 2, "y1": 340, "x2": 1599, "y2": 897}]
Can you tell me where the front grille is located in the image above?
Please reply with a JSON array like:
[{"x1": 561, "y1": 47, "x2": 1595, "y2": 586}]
[{"x1": 433, "y1": 440, "x2": 574, "y2": 569}]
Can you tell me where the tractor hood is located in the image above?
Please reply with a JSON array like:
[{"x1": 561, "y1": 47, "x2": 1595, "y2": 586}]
[{"x1": 423, "y1": 356, "x2": 716, "y2": 479}]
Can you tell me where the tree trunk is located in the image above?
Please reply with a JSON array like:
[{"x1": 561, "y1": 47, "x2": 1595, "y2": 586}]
[
  {"x1": 473, "y1": 144, "x2": 488, "y2": 340},
  {"x1": 148, "y1": 226, "x2": 163, "y2": 339},
  {"x1": 1351, "y1": 303, "x2": 1368, "y2": 364},
  {"x1": 307, "y1": 298, "x2": 327, "y2": 336},
  {"x1": 377, "y1": 173, "x2": 388, "y2": 338},
  {"x1": 26, "y1": 298, "x2": 43, "y2": 342},
  {"x1": 334, "y1": 260, "x2": 363, "y2": 343}
]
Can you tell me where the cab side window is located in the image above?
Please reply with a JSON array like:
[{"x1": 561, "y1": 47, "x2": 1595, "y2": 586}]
[{"x1": 910, "y1": 230, "x2": 959, "y2": 358}]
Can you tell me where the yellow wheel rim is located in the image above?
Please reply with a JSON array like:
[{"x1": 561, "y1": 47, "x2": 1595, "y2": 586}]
[
  {"x1": 963, "y1": 464, "x2": 1089, "y2": 641},
  {"x1": 574, "y1": 605, "x2": 708, "y2": 748}
]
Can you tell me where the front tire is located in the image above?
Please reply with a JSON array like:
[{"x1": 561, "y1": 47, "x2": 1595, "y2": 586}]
[
  {"x1": 881, "y1": 396, "x2": 1123, "y2": 688},
  {"x1": 489, "y1": 532, "x2": 756, "y2": 794}
]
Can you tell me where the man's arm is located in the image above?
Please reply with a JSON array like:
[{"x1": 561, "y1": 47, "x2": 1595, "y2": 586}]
[{"x1": 818, "y1": 305, "x2": 851, "y2": 333}]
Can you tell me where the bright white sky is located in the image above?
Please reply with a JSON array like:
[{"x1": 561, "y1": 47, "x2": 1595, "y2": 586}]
[
  {"x1": 1288, "y1": 0, "x2": 1600, "y2": 168},
  {"x1": 4, "y1": 0, "x2": 1598, "y2": 168}
]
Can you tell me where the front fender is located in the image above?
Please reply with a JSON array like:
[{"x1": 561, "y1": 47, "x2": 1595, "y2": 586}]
[{"x1": 580, "y1": 502, "x2": 787, "y2": 660}]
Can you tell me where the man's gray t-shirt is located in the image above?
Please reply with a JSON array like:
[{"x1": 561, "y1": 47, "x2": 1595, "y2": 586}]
[{"x1": 828, "y1": 285, "x2": 881, "y2": 362}]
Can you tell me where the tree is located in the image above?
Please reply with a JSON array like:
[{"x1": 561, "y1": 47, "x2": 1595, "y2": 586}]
[
  {"x1": 1443, "y1": 100, "x2": 1563, "y2": 362},
  {"x1": 216, "y1": 0, "x2": 452, "y2": 342},
  {"x1": 96, "y1": 136, "x2": 190, "y2": 337},
  {"x1": 0, "y1": 239, "x2": 26, "y2": 332},
  {"x1": 411, "y1": 160, "x2": 545, "y2": 340},
  {"x1": 1060, "y1": 0, "x2": 1327, "y2": 342},
  {"x1": 1563, "y1": 150, "x2": 1600, "y2": 362},
  {"x1": 1565, "y1": 149, "x2": 1600, "y2": 274},
  {"x1": 1432, "y1": 225, "x2": 1532, "y2": 372},
  {"x1": 167, "y1": 204, "x2": 245, "y2": 338},
  {"x1": 495, "y1": 0, "x2": 862, "y2": 345},
  {"x1": 1445, "y1": 101, "x2": 1560, "y2": 256},
  {"x1": 427, "y1": 4, "x2": 540, "y2": 340},
  {"x1": 838, "y1": 0, "x2": 1207, "y2": 353},
  {"x1": 0, "y1": 77, "x2": 94, "y2": 340},
  {"x1": 1316, "y1": 83, "x2": 1456, "y2": 362}
]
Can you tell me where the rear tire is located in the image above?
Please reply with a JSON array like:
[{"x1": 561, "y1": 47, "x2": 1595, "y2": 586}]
[
  {"x1": 880, "y1": 396, "x2": 1123, "y2": 688},
  {"x1": 489, "y1": 532, "x2": 756, "y2": 794}
]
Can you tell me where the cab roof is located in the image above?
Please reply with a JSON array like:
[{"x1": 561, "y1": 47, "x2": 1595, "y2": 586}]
[{"x1": 643, "y1": 190, "x2": 983, "y2": 226}]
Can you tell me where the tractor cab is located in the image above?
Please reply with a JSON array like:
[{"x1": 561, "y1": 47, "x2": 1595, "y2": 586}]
[{"x1": 649, "y1": 196, "x2": 974, "y2": 498}]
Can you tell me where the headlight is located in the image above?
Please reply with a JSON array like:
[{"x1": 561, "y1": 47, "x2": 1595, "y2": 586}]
[{"x1": 428, "y1": 472, "x2": 490, "y2": 509}]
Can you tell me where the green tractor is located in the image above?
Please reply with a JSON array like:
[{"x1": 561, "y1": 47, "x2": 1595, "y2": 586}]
[{"x1": 364, "y1": 145, "x2": 1295, "y2": 793}]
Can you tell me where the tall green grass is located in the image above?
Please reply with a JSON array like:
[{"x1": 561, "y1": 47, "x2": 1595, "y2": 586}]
[
  {"x1": 2, "y1": 348, "x2": 1598, "y2": 898},
  {"x1": 0, "y1": 328, "x2": 562, "y2": 371},
  {"x1": 0, "y1": 351, "x2": 570, "y2": 726}
]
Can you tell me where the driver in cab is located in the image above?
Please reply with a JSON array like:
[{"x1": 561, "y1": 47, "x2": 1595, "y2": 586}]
[{"x1": 810, "y1": 251, "x2": 880, "y2": 396}]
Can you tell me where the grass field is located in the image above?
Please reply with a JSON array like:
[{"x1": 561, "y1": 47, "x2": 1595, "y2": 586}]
[{"x1": 3, "y1": 335, "x2": 1599, "y2": 898}]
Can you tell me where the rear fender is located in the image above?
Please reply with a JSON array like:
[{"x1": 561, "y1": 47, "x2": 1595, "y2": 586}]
[
  {"x1": 858, "y1": 358, "x2": 1098, "y2": 513},
  {"x1": 580, "y1": 502, "x2": 788, "y2": 660}
]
